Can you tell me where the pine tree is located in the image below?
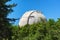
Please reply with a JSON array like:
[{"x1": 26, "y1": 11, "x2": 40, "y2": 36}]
[{"x1": 0, "y1": 0, "x2": 16, "y2": 40}]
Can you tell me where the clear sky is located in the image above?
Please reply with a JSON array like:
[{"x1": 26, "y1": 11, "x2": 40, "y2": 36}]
[{"x1": 7, "y1": 0, "x2": 60, "y2": 25}]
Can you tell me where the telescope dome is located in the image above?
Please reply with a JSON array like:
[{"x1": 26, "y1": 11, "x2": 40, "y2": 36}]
[{"x1": 19, "y1": 10, "x2": 46, "y2": 27}]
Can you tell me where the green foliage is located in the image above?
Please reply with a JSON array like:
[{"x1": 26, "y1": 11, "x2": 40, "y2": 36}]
[{"x1": 11, "y1": 18, "x2": 60, "y2": 40}]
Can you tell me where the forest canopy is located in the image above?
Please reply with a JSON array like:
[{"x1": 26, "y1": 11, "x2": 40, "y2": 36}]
[{"x1": 11, "y1": 18, "x2": 60, "y2": 40}]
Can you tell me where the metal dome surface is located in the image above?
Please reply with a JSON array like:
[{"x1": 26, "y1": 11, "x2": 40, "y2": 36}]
[{"x1": 19, "y1": 10, "x2": 46, "y2": 27}]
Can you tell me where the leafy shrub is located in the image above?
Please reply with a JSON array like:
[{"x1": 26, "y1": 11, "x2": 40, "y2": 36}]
[{"x1": 10, "y1": 18, "x2": 60, "y2": 40}]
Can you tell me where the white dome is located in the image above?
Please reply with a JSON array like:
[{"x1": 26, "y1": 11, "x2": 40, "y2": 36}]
[{"x1": 19, "y1": 10, "x2": 46, "y2": 27}]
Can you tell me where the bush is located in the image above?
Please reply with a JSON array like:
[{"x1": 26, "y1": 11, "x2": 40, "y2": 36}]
[{"x1": 10, "y1": 18, "x2": 60, "y2": 40}]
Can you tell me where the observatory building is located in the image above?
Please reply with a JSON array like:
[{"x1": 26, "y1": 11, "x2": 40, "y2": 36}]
[{"x1": 19, "y1": 10, "x2": 46, "y2": 27}]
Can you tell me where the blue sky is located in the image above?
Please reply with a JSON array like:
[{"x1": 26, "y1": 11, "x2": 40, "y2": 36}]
[{"x1": 7, "y1": 0, "x2": 60, "y2": 25}]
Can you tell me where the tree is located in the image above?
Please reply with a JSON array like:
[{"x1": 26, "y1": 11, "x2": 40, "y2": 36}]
[{"x1": 0, "y1": 0, "x2": 16, "y2": 40}]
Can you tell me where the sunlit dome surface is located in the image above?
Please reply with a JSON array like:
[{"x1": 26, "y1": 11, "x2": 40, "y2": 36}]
[{"x1": 19, "y1": 10, "x2": 46, "y2": 27}]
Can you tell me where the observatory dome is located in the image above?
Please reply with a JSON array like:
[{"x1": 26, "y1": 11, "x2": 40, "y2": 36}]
[{"x1": 19, "y1": 10, "x2": 46, "y2": 27}]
